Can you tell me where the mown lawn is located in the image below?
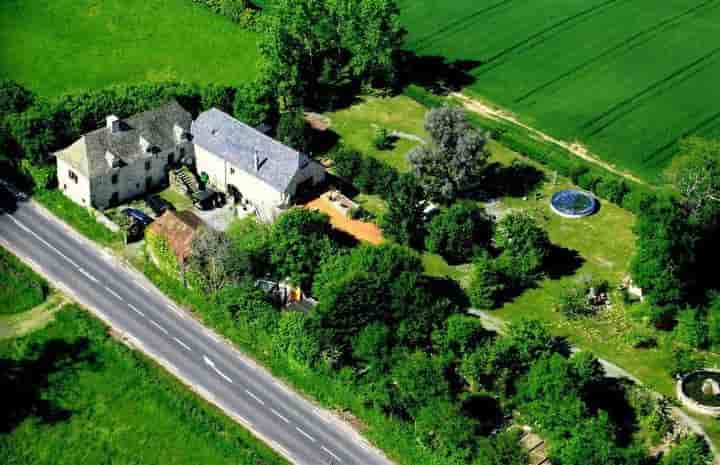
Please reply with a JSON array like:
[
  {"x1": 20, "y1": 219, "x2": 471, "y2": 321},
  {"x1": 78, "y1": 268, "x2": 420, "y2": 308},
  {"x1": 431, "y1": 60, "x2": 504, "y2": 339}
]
[
  {"x1": 398, "y1": 0, "x2": 720, "y2": 181},
  {"x1": 0, "y1": 305, "x2": 287, "y2": 465},
  {"x1": 0, "y1": 0, "x2": 261, "y2": 97},
  {"x1": 0, "y1": 247, "x2": 48, "y2": 315}
]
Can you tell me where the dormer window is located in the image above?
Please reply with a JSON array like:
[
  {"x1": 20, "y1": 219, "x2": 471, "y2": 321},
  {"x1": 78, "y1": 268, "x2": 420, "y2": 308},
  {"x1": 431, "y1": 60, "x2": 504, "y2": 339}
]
[
  {"x1": 139, "y1": 135, "x2": 153, "y2": 153},
  {"x1": 174, "y1": 124, "x2": 189, "y2": 143},
  {"x1": 105, "y1": 151, "x2": 120, "y2": 168}
]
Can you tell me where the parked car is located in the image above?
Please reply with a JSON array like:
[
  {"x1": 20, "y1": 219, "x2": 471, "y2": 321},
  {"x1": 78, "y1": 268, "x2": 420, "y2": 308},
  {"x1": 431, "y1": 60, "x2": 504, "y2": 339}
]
[
  {"x1": 122, "y1": 208, "x2": 153, "y2": 226},
  {"x1": 145, "y1": 195, "x2": 174, "y2": 216}
]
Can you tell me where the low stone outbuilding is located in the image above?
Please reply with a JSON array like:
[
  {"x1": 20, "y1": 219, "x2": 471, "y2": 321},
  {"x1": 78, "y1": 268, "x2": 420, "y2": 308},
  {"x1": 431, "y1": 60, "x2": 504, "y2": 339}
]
[{"x1": 145, "y1": 210, "x2": 203, "y2": 272}]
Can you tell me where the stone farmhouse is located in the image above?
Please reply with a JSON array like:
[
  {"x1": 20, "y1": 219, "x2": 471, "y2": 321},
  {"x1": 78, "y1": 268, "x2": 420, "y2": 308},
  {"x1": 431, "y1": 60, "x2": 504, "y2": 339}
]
[
  {"x1": 54, "y1": 101, "x2": 194, "y2": 210},
  {"x1": 192, "y1": 108, "x2": 326, "y2": 221}
]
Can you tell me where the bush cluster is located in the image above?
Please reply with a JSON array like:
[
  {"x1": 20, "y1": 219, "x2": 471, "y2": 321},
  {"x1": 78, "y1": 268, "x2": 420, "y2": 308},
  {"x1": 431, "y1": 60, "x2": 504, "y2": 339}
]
[{"x1": 191, "y1": 0, "x2": 260, "y2": 29}]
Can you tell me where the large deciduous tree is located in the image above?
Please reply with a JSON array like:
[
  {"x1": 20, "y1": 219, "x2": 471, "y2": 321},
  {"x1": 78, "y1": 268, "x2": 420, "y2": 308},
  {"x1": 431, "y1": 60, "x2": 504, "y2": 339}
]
[
  {"x1": 494, "y1": 213, "x2": 550, "y2": 288},
  {"x1": 408, "y1": 106, "x2": 488, "y2": 201},
  {"x1": 425, "y1": 201, "x2": 492, "y2": 264},
  {"x1": 259, "y1": 0, "x2": 404, "y2": 109},
  {"x1": 380, "y1": 173, "x2": 427, "y2": 248},
  {"x1": 667, "y1": 137, "x2": 720, "y2": 226}
]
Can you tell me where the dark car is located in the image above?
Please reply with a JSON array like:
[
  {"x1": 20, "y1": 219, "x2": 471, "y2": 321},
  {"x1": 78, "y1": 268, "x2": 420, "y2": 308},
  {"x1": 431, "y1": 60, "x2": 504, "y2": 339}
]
[
  {"x1": 122, "y1": 208, "x2": 153, "y2": 226},
  {"x1": 145, "y1": 195, "x2": 174, "y2": 216}
]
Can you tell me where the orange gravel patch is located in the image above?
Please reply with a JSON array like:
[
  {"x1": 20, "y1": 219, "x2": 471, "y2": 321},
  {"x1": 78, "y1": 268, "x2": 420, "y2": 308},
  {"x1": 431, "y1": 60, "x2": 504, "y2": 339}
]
[{"x1": 305, "y1": 197, "x2": 384, "y2": 245}]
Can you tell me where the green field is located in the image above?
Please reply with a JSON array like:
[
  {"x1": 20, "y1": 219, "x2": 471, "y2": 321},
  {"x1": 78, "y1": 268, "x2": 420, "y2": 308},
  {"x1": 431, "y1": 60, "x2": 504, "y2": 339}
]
[
  {"x1": 398, "y1": 0, "x2": 720, "y2": 181},
  {"x1": 0, "y1": 0, "x2": 260, "y2": 97},
  {"x1": 0, "y1": 305, "x2": 286, "y2": 465},
  {"x1": 0, "y1": 248, "x2": 47, "y2": 315}
]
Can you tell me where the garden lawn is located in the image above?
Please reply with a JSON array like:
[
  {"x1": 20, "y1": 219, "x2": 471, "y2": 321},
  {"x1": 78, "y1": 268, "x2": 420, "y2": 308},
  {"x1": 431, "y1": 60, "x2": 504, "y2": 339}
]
[
  {"x1": 0, "y1": 305, "x2": 287, "y2": 465},
  {"x1": 0, "y1": 0, "x2": 261, "y2": 97},
  {"x1": 325, "y1": 95, "x2": 427, "y2": 172},
  {"x1": 398, "y1": 0, "x2": 720, "y2": 181},
  {"x1": 0, "y1": 247, "x2": 47, "y2": 315}
]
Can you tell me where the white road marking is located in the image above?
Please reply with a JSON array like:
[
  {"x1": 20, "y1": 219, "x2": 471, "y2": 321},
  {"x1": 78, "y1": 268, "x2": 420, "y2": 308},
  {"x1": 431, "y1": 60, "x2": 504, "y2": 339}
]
[
  {"x1": 78, "y1": 267, "x2": 100, "y2": 283},
  {"x1": 150, "y1": 319, "x2": 169, "y2": 335},
  {"x1": 271, "y1": 408, "x2": 290, "y2": 424},
  {"x1": 173, "y1": 337, "x2": 192, "y2": 352},
  {"x1": 322, "y1": 446, "x2": 342, "y2": 462},
  {"x1": 295, "y1": 426, "x2": 316, "y2": 443},
  {"x1": 245, "y1": 389, "x2": 265, "y2": 405},
  {"x1": 128, "y1": 304, "x2": 145, "y2": 317},
  {"x1": 203, "y1": 355, "x2": 233, "y2": 384},
  {"x1": 105, "y1": 287, "x2": 124, "y2": 301},
  {"x1": 8, "y1": 215, "x2": 80, "y2": 268}
]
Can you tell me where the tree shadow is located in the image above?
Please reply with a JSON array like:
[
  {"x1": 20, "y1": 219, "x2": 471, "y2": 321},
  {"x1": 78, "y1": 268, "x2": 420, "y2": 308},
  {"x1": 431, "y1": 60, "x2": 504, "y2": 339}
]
[
  {"x1": 461, "y1": 393, "x2": 505, "y2": 435},
  {"x1": 479, "y1": 161, "x2": 546, "y2": 200},
  {"x1": 583, "y1": 377, "x2": 638, "y2": 447},
  {"x1": 309, "y1": 127, "x2": 341, "y2": 155},
  {"x1": 0, "y1": 337, "x2": 98, "y2": 433},
  {"x1": 396, "y1": 51, "x2": 481, "y2": 95},
  {"x1": 424, "y1": 275, "x2": 470, "y2": 310},
  {"x1": 544, "y1": 244, "x2": 585, "y2": 280}
]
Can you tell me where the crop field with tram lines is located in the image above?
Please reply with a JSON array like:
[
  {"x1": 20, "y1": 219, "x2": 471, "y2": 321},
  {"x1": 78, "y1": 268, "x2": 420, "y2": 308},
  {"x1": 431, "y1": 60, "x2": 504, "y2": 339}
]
[{"x1": 398, "y1": 0, "x2": 720, "y2": 181}]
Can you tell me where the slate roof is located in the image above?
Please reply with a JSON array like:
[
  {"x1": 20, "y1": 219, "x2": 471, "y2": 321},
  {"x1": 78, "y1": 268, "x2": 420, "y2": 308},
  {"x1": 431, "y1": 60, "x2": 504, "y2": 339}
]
[
  {"x1": 55, "y1": 100, "x2": 192, "y2": 178},
  {"x1": 192, "y1": 109, "x2": 308, "y2": 193},
  {"x1": 147, "y1": 210, "x2": 203, "y2": 262}
]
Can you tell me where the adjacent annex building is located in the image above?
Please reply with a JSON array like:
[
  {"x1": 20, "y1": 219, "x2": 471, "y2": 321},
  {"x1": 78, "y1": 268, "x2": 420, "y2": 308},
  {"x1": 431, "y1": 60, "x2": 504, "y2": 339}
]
[
  {"x1": 53, "y1": 101, "x2": 194, "y2": 210},
  {"x1": 192, "y1": 109, "x2": 325, "y2": 221}
]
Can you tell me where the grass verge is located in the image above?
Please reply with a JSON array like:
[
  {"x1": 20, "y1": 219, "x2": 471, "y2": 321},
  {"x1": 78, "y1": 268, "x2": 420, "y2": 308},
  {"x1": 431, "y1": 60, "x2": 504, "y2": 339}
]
[{"x1": 0, "y1": 304, "x2": 288, "y2": 465}]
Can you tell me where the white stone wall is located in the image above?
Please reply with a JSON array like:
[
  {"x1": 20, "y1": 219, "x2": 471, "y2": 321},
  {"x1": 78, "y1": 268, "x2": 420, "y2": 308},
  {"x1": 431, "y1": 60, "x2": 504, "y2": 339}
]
[
  {"x1": 57, "y1": 158, "x2": 92, "y2": 207},
  {"x1": 90, "y1": 141, "x2": 193, "y2": 210},
  {"x1": 195, "y1": 145, "x2": 286, "y2": 217}
]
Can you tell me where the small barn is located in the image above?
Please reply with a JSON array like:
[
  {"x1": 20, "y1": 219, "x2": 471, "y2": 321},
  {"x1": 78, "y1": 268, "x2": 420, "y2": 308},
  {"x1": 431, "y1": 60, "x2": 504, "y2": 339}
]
[{"x1": 146, "y1": 210, "x2": 203, "y2": 273}]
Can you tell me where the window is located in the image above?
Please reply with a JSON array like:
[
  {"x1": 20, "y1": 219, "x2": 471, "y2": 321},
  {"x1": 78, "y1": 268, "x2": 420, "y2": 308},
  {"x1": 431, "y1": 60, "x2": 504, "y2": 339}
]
[
  {"x1": 145, "y1": 160, "x2": 151, "y2": 171},
  {"x1": 62, "y1": 184, "x2": 67, "y2": 191},
  {"x1": 230, "y1": 167, "x2": 235, "y2": 175},
  {"x1": 179, "y1": 147, "x2": 185, "y2": 157},
  {"x1": 68, "y1": 170, "x2": 78, "y2": 183},
  {"x1": 111, "y1": 173, "x2": 118, "y2": 185},
  {"x1": 145, "y1": 177, "x2": 152, "y2": 189},
  {"x1": 109, "y1": 193, "x2": 119, "y2": 206},
  {"x1": 167, "y1": 152, "x2": 174, "y2": 165}
]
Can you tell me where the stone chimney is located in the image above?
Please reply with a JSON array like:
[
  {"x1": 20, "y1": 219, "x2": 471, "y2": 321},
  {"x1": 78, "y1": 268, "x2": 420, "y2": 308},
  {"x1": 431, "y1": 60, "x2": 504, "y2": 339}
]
[{"x1": 106, "y1": 115, "x2": 121, "y2": 134}]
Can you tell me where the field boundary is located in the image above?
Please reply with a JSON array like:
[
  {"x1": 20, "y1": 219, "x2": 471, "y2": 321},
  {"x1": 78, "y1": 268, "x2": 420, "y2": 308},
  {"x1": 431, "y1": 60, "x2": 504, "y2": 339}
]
[{"x1": 451, "y1": 92, "x2": 647, "y2": 185}]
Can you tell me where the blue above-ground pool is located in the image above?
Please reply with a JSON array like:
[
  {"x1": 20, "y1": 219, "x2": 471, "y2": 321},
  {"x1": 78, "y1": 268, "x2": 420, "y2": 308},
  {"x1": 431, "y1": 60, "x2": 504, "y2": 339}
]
[{"x1": 550, "y1": 189, "x2": 597, "y2": 218}]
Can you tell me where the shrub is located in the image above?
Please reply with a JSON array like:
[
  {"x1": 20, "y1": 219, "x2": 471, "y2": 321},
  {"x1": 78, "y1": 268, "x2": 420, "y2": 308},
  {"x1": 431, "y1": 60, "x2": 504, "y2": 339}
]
[
  {"x1": 558, "y1": 275, "x2": 609, "y2": 319},
  {"x1": 674, "y1": 308, "x2": 708, "y2": 349},
  {"x1": 373, "y1": 127, "x2": 393, "y2": 150},
  {"x1": 425, "y1": 202, "x2": 492, "y2": 264},
  {"x1": 669, "y1": 347, "x2": 704, "y2": 377},
  {"x1": 468, "y1": 251, "x2": 504, "y2": 309}
]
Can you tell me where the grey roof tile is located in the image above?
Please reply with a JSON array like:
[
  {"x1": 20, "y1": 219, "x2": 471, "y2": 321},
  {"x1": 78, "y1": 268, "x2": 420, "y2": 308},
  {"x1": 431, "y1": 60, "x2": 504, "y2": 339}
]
[
  {"x1": 192, "y1": 109, "x2": 307, "y2": 192},
  {"x1": 55, "y1": 100, "x2": 192, "y2": 178}
]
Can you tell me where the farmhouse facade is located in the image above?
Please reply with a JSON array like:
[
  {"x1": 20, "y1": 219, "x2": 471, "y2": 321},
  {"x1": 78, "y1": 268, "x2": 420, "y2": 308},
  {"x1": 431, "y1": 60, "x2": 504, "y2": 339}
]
[
  {"x1": 192, "y1": 109, "x2": 325, "y2": 221},
  {"x1": 54, "y1": 101, "x2": 193, "y2": 210}
]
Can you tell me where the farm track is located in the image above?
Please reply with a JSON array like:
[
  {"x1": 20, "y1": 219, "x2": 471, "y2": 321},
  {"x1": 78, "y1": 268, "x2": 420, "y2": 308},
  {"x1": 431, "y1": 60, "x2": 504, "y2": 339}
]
[{"x1": 452, "y1": 92, "x2": 647, "y2": 185}]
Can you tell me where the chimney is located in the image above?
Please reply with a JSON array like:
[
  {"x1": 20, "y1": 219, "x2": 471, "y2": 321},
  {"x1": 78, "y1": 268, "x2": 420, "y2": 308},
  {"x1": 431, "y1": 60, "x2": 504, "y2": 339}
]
[{"x1": 106, "y1": 115, "x2": 121, "y2": 134}]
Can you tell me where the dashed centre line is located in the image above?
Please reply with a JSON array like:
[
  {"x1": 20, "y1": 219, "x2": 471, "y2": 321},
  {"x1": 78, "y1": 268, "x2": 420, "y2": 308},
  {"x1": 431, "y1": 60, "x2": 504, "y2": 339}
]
[
  {"x1": 295, "y1": 426, "x2": 316, "y2": 443},
  {"x1": 322, "y1": 446, "x2": 342, "y2": 462},
  {"x1": 245, "y1": 389, "x2": 265, "y2": 406},
  {"x1": 105, "y1": 287, "x2": 124, "y2": 301},
  {"x1": 150, "y1": 319, "x2": 169, "y2": 335},
  {"x1": 128, "y1": 304, "x2": 145, "y2": 317},
  {"x1": 271, "y1": 408, "x2": 290, "y2": 424},
  {"x1": 173, "y1": 337, "x2": 192, "y2": 352}
]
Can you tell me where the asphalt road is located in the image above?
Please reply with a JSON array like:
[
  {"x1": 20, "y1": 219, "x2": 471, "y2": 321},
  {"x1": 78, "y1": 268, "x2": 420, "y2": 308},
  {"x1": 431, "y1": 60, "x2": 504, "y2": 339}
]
[{"x1": 0, "y1": 197, "x2": 392, "y2": 465}]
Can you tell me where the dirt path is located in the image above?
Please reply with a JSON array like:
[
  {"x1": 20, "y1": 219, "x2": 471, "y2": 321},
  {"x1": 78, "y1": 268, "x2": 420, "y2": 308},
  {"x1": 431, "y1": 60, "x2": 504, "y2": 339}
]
[{"x1": 451, "y1": 93, "x2": 647, "y2": 186}]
